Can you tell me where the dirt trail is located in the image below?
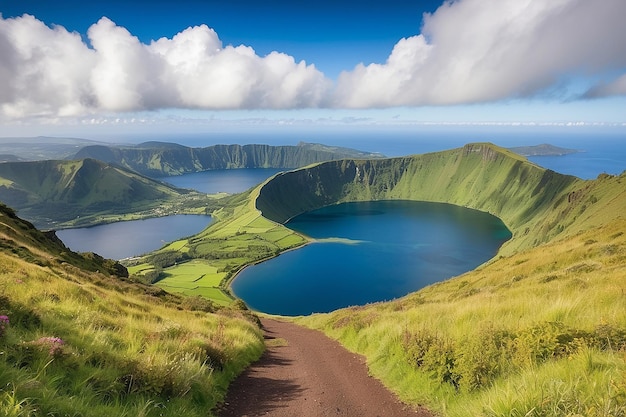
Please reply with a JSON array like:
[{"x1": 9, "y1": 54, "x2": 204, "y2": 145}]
[{"x1": 218, "y1": 318, "x2": 432, "y2": 417}]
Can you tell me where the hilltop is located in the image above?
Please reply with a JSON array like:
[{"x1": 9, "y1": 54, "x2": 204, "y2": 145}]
[{"x1": 0, "y1": 158, "x2": 210, "y2": 229}]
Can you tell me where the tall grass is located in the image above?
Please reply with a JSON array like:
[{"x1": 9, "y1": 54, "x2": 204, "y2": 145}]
[{"x1": 0, "y1": 248, "x2": 264, "y2": 416}]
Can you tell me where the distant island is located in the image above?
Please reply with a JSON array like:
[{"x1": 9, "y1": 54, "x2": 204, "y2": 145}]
[{"x1": 508, "y1": 143, "x2": 582, "y2": 156}]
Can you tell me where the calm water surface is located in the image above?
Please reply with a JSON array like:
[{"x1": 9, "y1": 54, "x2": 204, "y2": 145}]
[
  {"x1": 56, "y1": 169, "x2": 280, "y2": 260},
  {"x1": 160, "y1": 168, "x2": 283, "y2": 194},
  {"x1": 232, "y1": 200, "x2": 512, "y2": 316},
  {"x1": 57, "y1": 215, "x2": 211, "y2": 260}
]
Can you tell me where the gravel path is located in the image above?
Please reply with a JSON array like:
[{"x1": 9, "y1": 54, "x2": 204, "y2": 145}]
[{"x1": 218, "y1": 318, "x2": 433, "y2": 417}]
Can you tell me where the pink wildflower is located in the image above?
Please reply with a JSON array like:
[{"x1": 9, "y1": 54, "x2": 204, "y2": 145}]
[{"x1": 36, "y1": 336, "x2": 65, "y2": 357}]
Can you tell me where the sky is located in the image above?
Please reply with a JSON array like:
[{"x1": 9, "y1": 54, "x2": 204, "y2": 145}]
[{"x1": 0, "y1": 0, "x2": 625, "y2": 140}]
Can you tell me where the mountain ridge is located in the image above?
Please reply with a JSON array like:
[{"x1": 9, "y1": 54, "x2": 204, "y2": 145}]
[
  {"x1": 256, "y1": 142, "x2": 593, "y2": 253},
  {"x1": 0, "y1": 158, "x2": 200, "y2": 228},
  {"x1": 74, "y1": 141, "x2": 385, "y2": 177}
]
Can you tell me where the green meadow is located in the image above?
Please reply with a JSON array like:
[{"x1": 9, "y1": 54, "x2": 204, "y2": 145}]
[{"x1": 126, "y1": 182, "x2": 309, "y2": 304}]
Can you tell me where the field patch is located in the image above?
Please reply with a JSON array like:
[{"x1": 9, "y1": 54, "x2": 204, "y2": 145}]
[{"x1": 154, "y1": 260, "x2": 230, "y2": 303}]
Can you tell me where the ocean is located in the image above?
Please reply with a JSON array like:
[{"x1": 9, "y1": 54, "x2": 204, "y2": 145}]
[{"x1": 139, "y1": 125, "x2": 626, "y2": 180}]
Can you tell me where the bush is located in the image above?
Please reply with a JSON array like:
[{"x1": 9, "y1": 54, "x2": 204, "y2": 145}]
[
  {"x1": 403, "y1": 321, "x2": 623, "y2": 392},
  {"x1": 403, "y1": 328, "x2": 459, "y2": 388},
  {"x1": 511, "y1": 322, "x2": 589, "y2": 367},
  {"x1": 456, "y1": 326, "x2": 513, "y2": 391}
]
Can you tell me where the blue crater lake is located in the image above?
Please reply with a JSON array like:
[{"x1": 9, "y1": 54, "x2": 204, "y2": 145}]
[
  {"x1": 232, "y1": 200, "x2": 512, "y2": 316},
  {"x1": 57, "y1": 215, "x2": 212, "y2": 260},
  {"x1": 160, "y1": 168, "x2": 284, "y2": 194}
]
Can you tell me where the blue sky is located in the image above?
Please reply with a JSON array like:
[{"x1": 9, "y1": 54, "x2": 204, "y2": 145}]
[
  {"x1": 0, "y1": 0, "x2": 442, "y2": 78},
  {"x1": 0, "y1": 0, "x2": 625, "y2": 140}
]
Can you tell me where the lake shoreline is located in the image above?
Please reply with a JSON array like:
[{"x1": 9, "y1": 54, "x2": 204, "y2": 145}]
[{"x1": 231, "y1": 200, "x2": 512, "y2": 316}]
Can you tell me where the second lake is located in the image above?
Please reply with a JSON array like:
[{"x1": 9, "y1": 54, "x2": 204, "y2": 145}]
[{"x1": 232, "y1": 200, "x2": 512, "y2": 316}]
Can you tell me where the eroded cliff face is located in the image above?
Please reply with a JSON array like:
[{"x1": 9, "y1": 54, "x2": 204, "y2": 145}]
[
  {"x1": 74, "y1": 143, "x2": 384, "y2": 177},
  {"x1": 256, "y1": 143, "x2": 595, "y2": 254}
]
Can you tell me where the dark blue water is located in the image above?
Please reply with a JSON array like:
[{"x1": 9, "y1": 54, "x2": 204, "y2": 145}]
[
  {"x1": 160, "y1": 168, "x2": 283, "y2": 194},
  {"x1": 232, "y1": 200, "x2": 512, "y2": 316},
  {"x1": 57, "y1": 215, "x2": 211, "y2": 260}
]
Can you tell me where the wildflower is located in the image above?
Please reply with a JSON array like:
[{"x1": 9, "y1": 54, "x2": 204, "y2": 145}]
[
  {"x1": 0, "y1": 315, "x2": 8, "y2": 338},
  {"x1": 35, "y1": 336, "x2": 65, "y2": 357}
]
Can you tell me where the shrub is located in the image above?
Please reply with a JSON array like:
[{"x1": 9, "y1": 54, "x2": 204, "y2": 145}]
[
  {"x1": 511, "y1": 322, "x2": 589, "y2": 367},
  {"x1": 403, "y1": 328, "x2": 459, "y2": 388},
  {"x1": 592, "y1": 323, "x2": 626, "y2": 351},
  {"x1": 28, "y1": 336, "x2": 66, "y2": 358},
  {"x1": 456, "y1": 326, "x2": 513, "y2": 391}
]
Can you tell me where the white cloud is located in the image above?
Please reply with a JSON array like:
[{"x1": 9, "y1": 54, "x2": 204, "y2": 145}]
[
  {"x1": 0, "y1": 15, "x2": 330, "y2": 120},
  {"x1": 0, "y1": 14, "x2": 96, "y2": 118},
  {"x1": 150, "y1": 27, "x2": 329, "y2": 109},
  {"x1": 334, "y1": 0, "x2": 626, "y2": 107},
  {"x1": 1, "y1": 0, "x2": 625, "y2": 121}
]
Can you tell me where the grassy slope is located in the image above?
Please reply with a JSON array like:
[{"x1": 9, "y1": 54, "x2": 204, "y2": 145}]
[
  {"x1": 0, "y1": 203, "x2": 264, "y2": 416},
  {"x1": 125, "y1": 142, "x2": 625, "y2": 415},
  {"x1": 266, "y1": 144, "x2": 625, "y2": 416},
  {"x1": 126, "y1": 184, "x2": 308, "y2": 304},
  {"x1": 0, "y1": 158, "x2": 210, "y2": 229}
]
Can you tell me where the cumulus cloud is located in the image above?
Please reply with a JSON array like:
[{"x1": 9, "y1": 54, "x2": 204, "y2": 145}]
[
  {"x1": 0, "y1": 15, "x2": 330, "y2": 119},
  {"x1": 1, "y1": 0, "x2": 625, "y2": 120},
  {"x1": 334, "y1": 0, "x2": 626, "y2": 107}
]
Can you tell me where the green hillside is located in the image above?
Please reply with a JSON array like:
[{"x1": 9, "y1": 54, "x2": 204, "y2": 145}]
[
  {"x1": 256, "y1": 143, "x2": 595, "y2": 254},
  {"x1": 0, "y1": 202, "x2": 264, "y2": 416},
  {"x1": 0, "y1": 158, "x2": 209, "y2": 229},
  {"x1": 74, "y1": 141, "x2": 385, "y2": 177},
  {"x1": 132, "y1": 142, "x2": 625, "y2": 416},
  {"x1": 1, "y1": 141, "x2": 625, "y2": 416}
]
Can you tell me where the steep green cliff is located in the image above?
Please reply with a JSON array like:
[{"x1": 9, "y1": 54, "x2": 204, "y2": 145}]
[
  {"x1": 257, "y1": 143, "x2": 617, "y2": 253},
  {"x1": 74, "y1": 142, "x2": 384, "y2": 177}
]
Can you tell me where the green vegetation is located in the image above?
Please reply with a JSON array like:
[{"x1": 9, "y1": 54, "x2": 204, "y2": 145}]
[
  {"x1": 0, "y1": 203, "x2": 264, "y2": 416},
  {"x1": 75, "y1": 141, "x2": 385, "y2": 177},
  {"x1": 126, "y1": 186, "x2": 308, "y2": 303},
  {"x1": 2, "y1": 141, "x2": 624, "y2": 416},
  {"x1": 0, "y1": 158, "x2": 214, "y2": 229}
]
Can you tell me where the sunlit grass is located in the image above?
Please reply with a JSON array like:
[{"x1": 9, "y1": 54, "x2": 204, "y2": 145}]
[
  {"x1": 0, "y1": 241, "x2": 264, "y2": 417},
  {"x1": 126, "y1": 185, "x2": 308, "y2": 304}
]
